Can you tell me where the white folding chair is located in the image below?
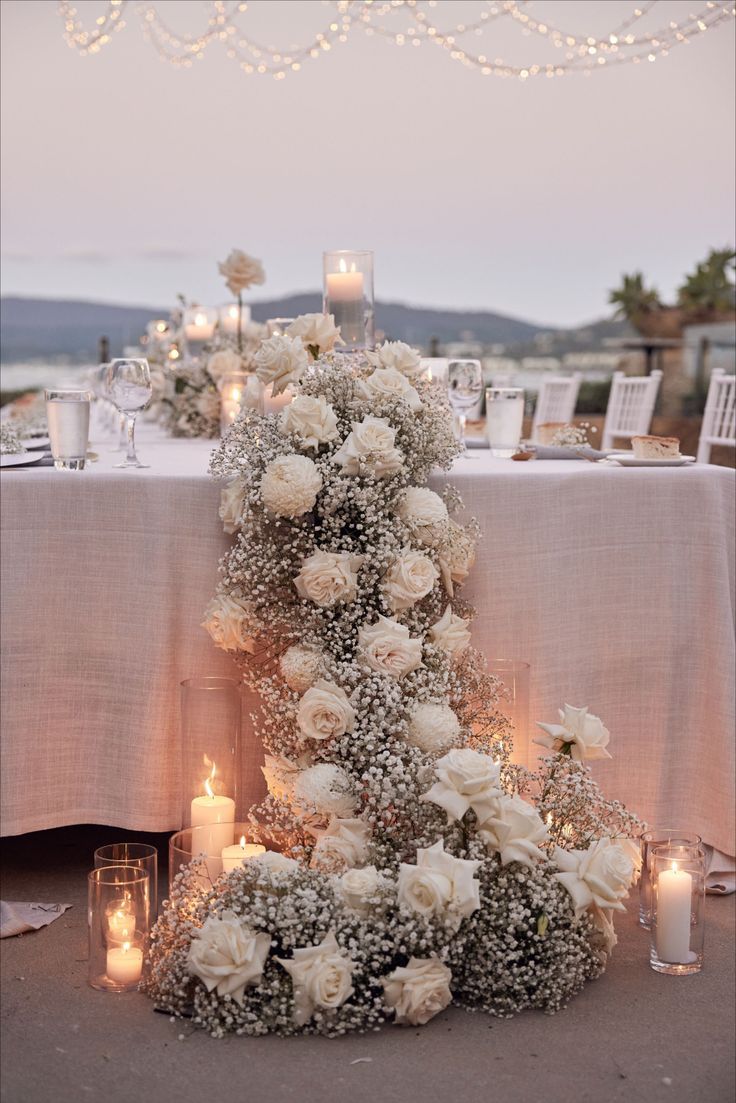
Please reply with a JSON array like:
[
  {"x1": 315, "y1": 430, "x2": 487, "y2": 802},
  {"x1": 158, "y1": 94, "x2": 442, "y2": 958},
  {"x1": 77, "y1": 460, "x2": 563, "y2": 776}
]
[
  {"x1": 531, "y1": 374, "x2": 581, "y2": 440},
  {"x1": 601, "y1": 370, "x2": 663, "y2": 450},
  {"x1": 697, "y1": 369, "x2": 736, "y2": 464}
]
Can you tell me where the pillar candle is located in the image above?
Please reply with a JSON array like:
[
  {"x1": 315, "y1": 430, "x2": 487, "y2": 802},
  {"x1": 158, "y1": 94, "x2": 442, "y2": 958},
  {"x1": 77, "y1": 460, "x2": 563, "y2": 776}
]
[
  {"x1": 106, "y1": 943, "x2": 143, "y2": 985},
  {"x1": 191, "y1": 794, "x2": 236, "y2": 856},
  {"x1": 184, "y1": 312, "x2": 215, "y2": 344},
  {"x1": 655, "y1": 863, "x2": 692, "y2": 963}
]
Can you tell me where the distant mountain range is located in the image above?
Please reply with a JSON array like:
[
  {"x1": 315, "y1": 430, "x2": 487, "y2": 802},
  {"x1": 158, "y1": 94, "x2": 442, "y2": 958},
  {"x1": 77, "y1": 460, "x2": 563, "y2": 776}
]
[{"x1": 0, "y1": 294, "x2": 627, "y2": 364}]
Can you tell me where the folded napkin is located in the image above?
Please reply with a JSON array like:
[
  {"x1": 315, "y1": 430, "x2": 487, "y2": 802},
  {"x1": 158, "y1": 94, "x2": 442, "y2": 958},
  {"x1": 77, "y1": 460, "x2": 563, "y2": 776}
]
[
  {"x1": 705, "y1": 847, "x2": 736, "y2": 895},
  {"x1": 530, "y1": 445, "x2": 610, "y2": 461},
  {"x1": 0, "y1": 901, "x2": 72, "y2": 938}
]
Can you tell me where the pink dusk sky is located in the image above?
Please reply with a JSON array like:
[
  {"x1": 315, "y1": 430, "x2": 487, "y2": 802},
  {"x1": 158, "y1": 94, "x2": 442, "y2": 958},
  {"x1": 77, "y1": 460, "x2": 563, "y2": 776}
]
[{"x1": 1, "y1": 0, "x2": 734, "y2": 327}]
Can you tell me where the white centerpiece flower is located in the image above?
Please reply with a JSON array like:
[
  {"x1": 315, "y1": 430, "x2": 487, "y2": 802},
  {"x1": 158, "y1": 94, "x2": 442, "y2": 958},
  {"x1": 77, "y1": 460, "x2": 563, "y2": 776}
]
[
  {"x1": 339, "y1": 865, "x2": 379, "y2": 914},
  {"x1": 187, "y1": 911, "x2": 270, "y2": 1006},
  {"x1": 207, "y1": 348, "x2": 243, "y2": 384},
  {"x1": 382, "y1": 957, "x2": 453, "y2": 1026},
  {"x1": 367, "y1": 340, "x2": 423, "y2": 379},
  {"x1": 280, "y1": 394, "x2": 339, "y2": 450},
  {"x1": 260, "y1": 454, "x2": 322, "y2": 518},
  {"x1": 554, "y1": 838, "x2": 634, "y2": 916},
  {"x1": 397, "y1": 487, "x2": 449, "y2": 547},
  {"x1": 279, "y1": 644, "x2": 323, "y2": 693},
  {"x1": 333, "y1": 416, "x2": 403, "y2": 479},
  {"x1": 293, "y1": 763, "x2": 357, "y2": 818},
  {"x1": 421, "y1": 747, "x2": 502, "y2": 823},
  {"x1": 439, "y1": 519, "x2": 477, "y2": 597},
  {"x1": 251, "y1": 850, "x2": 300, "y2": 876},
  {"x1": 382, "y1": 548, "x2": 439, "y2": 613},
  {"x1": 296, "y1": 680, "x2": 355, "y2": 743},
  {"x1": 534, "y1": 704, "x2": 612, "y2": 762},
  {"x1": 277, "y1": 931, "x2": 354, "y2": 1027},
  {"x1": 255, "y1": 334, "x2": 309, "y2": 396},
  {"x1": 428, "y1": 605, "x2": 472, "y2": 659},
  {"x1": 218, "y1": 249, "x2": 266, "y2": 295},
  {"x1": 201, "y1": 593, "x2": 256, "y2": 654},
  {"x1": 398, "y1": 839, "x2": 480, "y2": 921},
  {"x1": 310, "y1": 817, "x2": 371, "y2": 872},
  {"x1": 359, "y1": 367, "x2": 422, "y2": 412},
  {"x1": 477, "y1": 794, "x2": 549, "y2": 868},
  {"x1": 406, "y1": 701, "x2": 461, "y2": 755},
  {"x1": 261, "y1": 753, "x2": 300, "y2": 802},
  {"x1": 286, "y1": 313, "x2": 343, "y2": 359},
  {"x1": 358, "y1": 615, "x2": 423, "y2": 678},
  {"x1": 295, "y1": 549, "x2": 363, "y2": 607},
  {"x1": 219, "y1": 475, "x2": 247, "y2": 534}
]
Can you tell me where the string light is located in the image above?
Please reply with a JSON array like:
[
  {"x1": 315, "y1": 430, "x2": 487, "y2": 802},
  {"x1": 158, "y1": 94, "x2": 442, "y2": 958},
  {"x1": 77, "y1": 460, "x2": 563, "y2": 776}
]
[{"x1": 57, "y1": 1, "x2": 735, "y2": 80}]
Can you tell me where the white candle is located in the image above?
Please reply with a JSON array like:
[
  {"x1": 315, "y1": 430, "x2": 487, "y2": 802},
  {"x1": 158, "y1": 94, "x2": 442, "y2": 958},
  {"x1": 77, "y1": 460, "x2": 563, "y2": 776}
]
[
  {"x1": 263, "y1": 384, "x2": 293, "y2": 416},
  {"x1": 325, "y1": 263, "x2": 364, "y2": 303},
  {"x1": 106, "y1": 942, "x2": 143, "y2": 985},
  {"x1": 325, "y1": 258, "x2": 365, "y2": 347},
  {"x1": 221, "y1": 835, "x2": 267, "y2": 873},
  {"x1": 184, "y1": 311, "x2": 215, "y2": 344},
  {"x1": 656, "y1": 862, "x2": 693, "y2": 963},
  {"x1": 219, "y1": 303, "x2": 251, "y2": 335},
  {"x1": 106, "y1": 902, "x2": 136, "y2": 941},
  {"x1": 191, "y1": 795, "x2": 236, "y2": 855}
]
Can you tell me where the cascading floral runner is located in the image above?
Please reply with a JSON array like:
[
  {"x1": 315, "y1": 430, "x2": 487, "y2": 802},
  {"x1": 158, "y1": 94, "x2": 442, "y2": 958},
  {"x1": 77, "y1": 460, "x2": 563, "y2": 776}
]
[{"x1": 143, "y1": 318, "x2": 641, "y2": 1036}]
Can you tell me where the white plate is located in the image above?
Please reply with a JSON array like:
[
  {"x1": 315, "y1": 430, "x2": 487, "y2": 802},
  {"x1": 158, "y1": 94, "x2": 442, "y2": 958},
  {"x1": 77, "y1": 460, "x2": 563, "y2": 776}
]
[
  {"x1": 610, "y1": 454, "x2": 696, "y2": 468},
  {"x1": 22, "y1": 435, "x2": 50, "y2": 449},
  {"x1": 0, "y1": 451, "x2": 45, "y2": 468}
]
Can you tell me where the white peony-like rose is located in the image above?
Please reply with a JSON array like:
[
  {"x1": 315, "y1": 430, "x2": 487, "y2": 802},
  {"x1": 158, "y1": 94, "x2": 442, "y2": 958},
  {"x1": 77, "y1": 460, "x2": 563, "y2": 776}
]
[
  {"x1": 333, "y1": 416, "x2": 403, "y2": 479},
  {"x1": 286, "y1": 313, "x2": 343, "y2": 358},
  {"x1": 279, "y1": 644, "x2": 323, "y2": 693},
  {"x1": 218, "y1": 249, "x2": 266, "y2": 295},
  {"x1": 294, "y1": 549, "x2": 363, "y2": 607},
  {"x1": 428, "y1": 605, "x2": 472, "y2": 659},
  {"x1": 534, "y1": 704, "x2": 612, "y2": 762},
  {"x1": 279, "y1": 394, "x2": 339, "y2": 450},
  {"x1": 219, "y1": 476, "x2": 247, "y2": 534},
  {"x1": 421, "y1": 747, "x2": 502, "y2": 823},
  {"x1": 195, "y1": 389, "x2": 221, "y2": 422},
  {"x1": 613, "y1": 837, "x2": 643, "y2": 886},
  {"x1": 296, "y1": 680, "x2": 355, "y2": 743},
  {"x1": 406, "y1": 701, "x2": 461, "y2": 755},
  {"x1": 260, "y1": 454, "x2": 322, "y2": 518},
  {"x1": 277, "y1": 931, "x2": 354, "y2": 1026},
  {"x1": 293, "y1": 763, "x2": 357, "y2": 818},
  {"x1": 554, "y1": 838, "x2": 634, "y2": 916},
  {"x1": 398, "y1": 839, "x2": 480, "y2": 922},
  {"x1": 382, "y1": 957, "x2": 452, "y2": 1026},
  {"x1": 310, "y1": 817, "x2": 371, "y2": 872},
  {"x1": 207, "y1": 347, "x2": 243, "y2": 384},
  {"x1": 367, "y1": 340, "x2": 423, "y2": 379},
  {"x1": 251, "y1": 850, "x2": 300, "y2": 876},
  {"x1": 202, "y1": 593, "x2": 256, "y2": 654},
  {"x1": 261, "y1": 754, "x2": 301, "y2": 802},
  {"x1": 477, "y1": 794, "x2": 549, "y2": 868},
  {"x1": 358, "y1": 367, "x2": 422, "y2": 413},
  {"x1": 339, "y1": 865, "x2": 379, "y2": 914},
  {"x1": 358, "y1": 615, "x2": 423, "y2": 679},
  {"x1": 382, "y1": 549, "x2": 438, "y2": 613},
  {"x1": 398, "y1": 487, "x2": 449, "y2": 547},
  {"x1": 439, "y1": 519, "x2": 477, "y2": 597},
  {"x1": 187, "y1": 911, "x2": 270, "y2": 1006},
  {"x1": 254, "y1": 334, "x2": 309, "y2": 396}
]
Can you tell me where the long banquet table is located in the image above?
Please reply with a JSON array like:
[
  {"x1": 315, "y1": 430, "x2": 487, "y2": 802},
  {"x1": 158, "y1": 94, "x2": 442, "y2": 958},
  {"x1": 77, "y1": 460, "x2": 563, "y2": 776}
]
[{"x1": 1, "y1": 428, "x2": 734, "y2": 857}]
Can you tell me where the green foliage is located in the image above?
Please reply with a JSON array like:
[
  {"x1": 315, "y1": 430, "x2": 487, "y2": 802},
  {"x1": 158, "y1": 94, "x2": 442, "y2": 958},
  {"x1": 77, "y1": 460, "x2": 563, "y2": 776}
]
[
  {"x1": 677, "y1": 247, "x2": 735, "y2": 315},
  {"x1": 608, "y1": 272, "x2": 661, "y2": 320}
]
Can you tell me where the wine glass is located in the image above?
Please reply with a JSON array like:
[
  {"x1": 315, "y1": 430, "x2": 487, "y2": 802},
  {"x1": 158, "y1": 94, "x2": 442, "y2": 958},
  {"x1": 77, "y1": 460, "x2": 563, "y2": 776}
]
[
  {"x1": 447, "y1": 359, "x2": 483, "y2": 454},
  {"x1": 106, "y1": 358, "x2": 152, "y2": 469}
]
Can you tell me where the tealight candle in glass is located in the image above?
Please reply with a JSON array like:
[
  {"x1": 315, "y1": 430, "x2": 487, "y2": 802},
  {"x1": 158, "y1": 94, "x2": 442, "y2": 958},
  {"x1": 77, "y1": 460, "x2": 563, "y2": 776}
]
[
  {"x1": 219, "y1": 371, "x2": 263, "y2": 433},
  {"x1": 182, "y1": 307, "x2": 216, "y2": 361},
  {"x1": 323, "y1": 250, "x2": 374, "y2": 351},
  {"x1": 88, "y1": 866, "x2": 149, "y2": 991},
  {"x1": 649, "y1": 844, "x2": 705, "y2": 975},
  {"x1": 94, "y1": 842, "x2": 159, "y2": 919},
  {"x1": 639, "y1": 829, "x2": 702, "y2": 929},
  {"x1": 219, "y1": 302, "x2": 251, "y2": 337},
  {"x1": 266, "y1": 317, "x2": 295, "y2": 337}
]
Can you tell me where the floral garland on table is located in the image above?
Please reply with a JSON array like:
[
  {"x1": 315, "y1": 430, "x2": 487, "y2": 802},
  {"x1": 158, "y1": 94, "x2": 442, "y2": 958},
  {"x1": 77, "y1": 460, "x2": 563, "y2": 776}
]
[{"x1": 143, "y1": 322, "x2": 642, "y2": 1036}]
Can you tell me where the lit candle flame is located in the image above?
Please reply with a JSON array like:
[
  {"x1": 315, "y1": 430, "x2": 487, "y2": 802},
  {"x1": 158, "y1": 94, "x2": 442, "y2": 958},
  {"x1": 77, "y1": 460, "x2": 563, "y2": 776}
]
[
  {"x1": 228, "y1": 305, "x2": 238, "y2": 320},
  {"x1": 231, "y1": 387, "x2": 241, "y2": 402},
  {"x1": 239, "y1": 836, "x2": 246, "y2": 849},
  {"x1": 194, "y1": 312, "x2": 207, "y2": 326},
  {"x1": 203, "y1": 756, "x2": 217, "y2": 799},
  {"x1": 122, "y1": 941, "x2": 131, "y2": 954},
  {"x1": 155, "y1": 321, "x2": 167, "y2": 333},
  {"x1": 339, "y1": 257, "x2": 347, "y2": 273}
]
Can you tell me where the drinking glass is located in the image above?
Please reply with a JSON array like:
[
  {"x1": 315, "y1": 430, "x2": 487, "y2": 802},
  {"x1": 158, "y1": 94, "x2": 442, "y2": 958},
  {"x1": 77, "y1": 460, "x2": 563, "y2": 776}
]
[
  {"x1": 106, "y1": 359, "x2": 152, "y2": 469},
  {"x1": 44, "y1": 389, "x2": 93, "y2": 470},
  {"x1": 94, "y1": 842, "x2": 159, "y2": 918},
  {"x1": 447, "y1": 359, "x2": 483, "y2": 453},
  {"x1": 485, "y1": 387, "x2": 525, "y2": 457}
]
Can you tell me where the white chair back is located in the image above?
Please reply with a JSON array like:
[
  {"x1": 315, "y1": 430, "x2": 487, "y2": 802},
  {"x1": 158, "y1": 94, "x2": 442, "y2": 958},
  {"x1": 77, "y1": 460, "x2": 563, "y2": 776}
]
[
  {"x1": 531, "y1": 374, "x2": 581, "y2": 440},
  {"x1": 697, "y1": 369, "x2": 736, "y2": 464},
  {"x1": 601, "y1": 370, "x2": 662, "y2": 450}
]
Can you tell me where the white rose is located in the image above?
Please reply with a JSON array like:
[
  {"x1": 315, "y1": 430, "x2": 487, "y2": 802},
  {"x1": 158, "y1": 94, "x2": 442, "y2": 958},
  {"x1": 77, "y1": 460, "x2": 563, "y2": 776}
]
[
  {"x1": 207, "y1": 348, "x2": 243, "y2": 384},
  {"x1": 254, "y1": 334, "x2": 308, "y2": 396},
  {"x1": 294, "y1": 549, "x2": 363, "y2": 607},
  {"x1": 398, "y1": 839, "x2": 480, "y2": 922},
  {"x1": 339, "y1": 865, "x2": 379, "y2": 914},
  {"x1": 590, "y1": 905, "x2": 618, "y2": 959},
  {"x1": 280, "y1": 394, "x2": 339, "y2": 450},
  {"x1": 358, "y1": 615, "x2": 423, "y2": 679},
  {"x1": 277, "y1": 931, "x2": 354, "y2": 1026},
  {"x1": 261, "y1": 753, "x2": 300, "y2": 802},
  {"x1": 534, "y1": 704, "x2": 612, "y2": 762},
  {"x1": 428, "y1": 605, "x2": 472, "y2": 659},
  {"x1": 439, "y1": 519, "x2": 477, "y2": 597},
  {"x1": 279, "y1": 644, "x2": 323, "y2": 693},
  {"x1": 382, "y1": 548, "x2": 438, "y2": 613},
  {"x1": 187, "y1": 911, "x2": 270, "y2": 1006},
  {"x1": 333, "y1": 415, "x2": 403, "y2": 479},
  {"x1": 251, "y1": 850, "x2": 300, "y2": 876},
  {"x1": 218, "y1": 249, "x2": 266, "y2": 295},
  {"x1": 286, "y1": 313, "x2": 343, "y2": 358},
  {"x1": 382, "y1": 957, "x2": 452, "y2": 1026},
  {"x1": 398, "y1": 487, "x2": 449, "y2": 547},
  {"x1": 554, "y1": 838, "x2": 634, "y2": 916},
  {"x1": 359, "y1": 367, "x2": 422, "y2": 412},
  {"x1": 367, "y1": 340, "x2": 423, "y2": 379},
  {"x1": 293, "y1": 764, "x2": 357, "y2": 818},
  {"x1": 296, "y1": 680, "x2": 355, "y2": 743},
  {"x1": 310, "y1": 817, "x2": 371, "y2": 872},
  {"x1": 195, "y1": 389, "x2": 220, "y2": 421},
  {"x1": 406, "y1": 701, "x2": 461, "y2": 755},
  {"x1": 477, "y1": 794, "x2": 549, "y2": 868},
  {"x1": 260, "y1": 454, "x2": 322, "y2": 518},
  {"x1": 201, "y1": 593, "x2": 255, "y2": 653},
  {"x1": 219, "y1": 475, "x2": 247, "y2": 534},
  {"x1": 421, "y1": 747, "x2": 502, "y2": 823}
]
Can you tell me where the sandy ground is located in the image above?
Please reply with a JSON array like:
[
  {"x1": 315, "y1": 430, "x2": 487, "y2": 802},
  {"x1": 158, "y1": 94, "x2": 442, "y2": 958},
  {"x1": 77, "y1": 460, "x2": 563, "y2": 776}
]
[{"x1": 1, "y1": 825, "x2": 734, "y2": 1103}]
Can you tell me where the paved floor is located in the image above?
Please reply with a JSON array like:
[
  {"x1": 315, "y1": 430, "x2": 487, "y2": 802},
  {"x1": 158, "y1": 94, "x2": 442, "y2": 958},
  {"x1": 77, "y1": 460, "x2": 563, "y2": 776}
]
[{"x1": 1, "y1": 826, "x2": 734, "y2": 1103}]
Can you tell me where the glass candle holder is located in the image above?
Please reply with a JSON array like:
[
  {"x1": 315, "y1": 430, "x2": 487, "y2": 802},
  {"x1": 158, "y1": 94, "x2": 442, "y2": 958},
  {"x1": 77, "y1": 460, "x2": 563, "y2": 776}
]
[
  {"x1": 168, "y1": 822, "x2": 278, "y2": 892},
  {"x1": 639, "y1": 829, "x2": 702, "y2": 929},
  {"x1": 487, "y1": 660, "x2": 530, "y2": 766},
  {"x1": 219, "y1": 371, "x2": 263, "y2": 433},
  {"x1": 182, "y1": 307, "x2": 216, "y2": 361},
  {"x1": 323, "y1": 250, "x2": 374, "y2": 351},
  {"x1": 266, "y1": 317, "x2": 295, "y2": 337},
  {"x1": 181, "y1": 676, "x2": 241, "y2": 833},
  {"x1": 44, "y1": 389, "x2": 93, "y2": 471},
  {"x1": 94, "y1": 843, "x2": 159, "y2": 918},
  {"x1": 88, "y1": 866, "x2": 149, "y2": 992},
  {"x1": 650, "y1": 844, "x2": 705, "y2": 975},
  {"x1": 485, "y1": 387, "x2": 525, "y2": 457},
  {"x1": 420, "y1": 358, "x2": 449, "y2": 387},
  {"x1": 218, "y1": 302, "x2": 251, "y2": 338}
]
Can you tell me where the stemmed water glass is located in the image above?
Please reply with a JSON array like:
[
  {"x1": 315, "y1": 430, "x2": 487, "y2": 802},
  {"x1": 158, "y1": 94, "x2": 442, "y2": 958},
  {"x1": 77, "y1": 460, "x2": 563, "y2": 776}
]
[
  {"x1": 447, "y1": 359, "x2": 483, "y2": 454},
  {"x1": 106, "y1": 358, "x2": 152, "y2": 469}
]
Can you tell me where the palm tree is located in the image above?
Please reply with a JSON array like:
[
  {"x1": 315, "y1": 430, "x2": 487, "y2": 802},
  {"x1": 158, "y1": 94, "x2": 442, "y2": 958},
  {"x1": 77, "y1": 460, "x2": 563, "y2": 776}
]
[
  {"x1": 677, "y1": 247, "x2": 735, "y2": 317},
  {"x1": 608, "y1": 272, "x2": 662, "y2": 320}
]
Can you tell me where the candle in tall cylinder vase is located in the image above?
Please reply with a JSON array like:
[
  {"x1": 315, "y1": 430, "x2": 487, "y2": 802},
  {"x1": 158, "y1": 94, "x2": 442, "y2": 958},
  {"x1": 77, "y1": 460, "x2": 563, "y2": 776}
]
[
  {"x1": 183, "y1": 309, "x2": 215, "y2": 347},
  {"x1": 190, "y1": 758, "x2": 235, "y2": 855},
  {"x1": 106, "y1": 899, "x2": 136, "y2": 942},
  {"x1": 655, "y1": 862, "x2": 693, "y2": 963},
  {"x1": 222, "y1": 836, "x2": 267, "y2": 873},
  {"x1": 219, "y1": 303, "x2": 251, "y2": 336},
  {"x1": 325, "y1": 258, "x2": 365, "y2": 348},
  {"x1": 106, "y1": 942, "x2": 143, "y2": 986}
]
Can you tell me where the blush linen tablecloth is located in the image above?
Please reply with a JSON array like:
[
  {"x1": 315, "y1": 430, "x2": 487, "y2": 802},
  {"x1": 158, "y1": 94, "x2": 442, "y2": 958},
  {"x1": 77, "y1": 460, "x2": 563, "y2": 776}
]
[{"x1": 1, "y1": 430, "x2": 734, "y2": 858}]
